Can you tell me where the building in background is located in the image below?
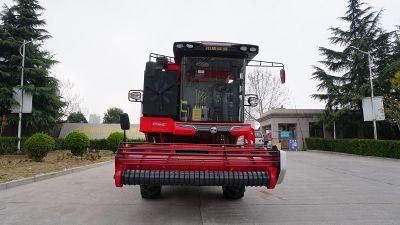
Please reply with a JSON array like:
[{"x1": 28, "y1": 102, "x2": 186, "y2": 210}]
[
  {"x1": 89, "y1": 114, "x2": 101, "y2": 124},
  {"x1": 59, "y1": 123, "x2": 144, "y2": 140},
  {"x1": 258, "y1": 108, "x2": 324, "y2": 150}
]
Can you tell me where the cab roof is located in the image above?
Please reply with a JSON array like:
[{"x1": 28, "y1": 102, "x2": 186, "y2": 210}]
[{"x1": 173, "y1": 41, "x2": 259, "y2": 63}]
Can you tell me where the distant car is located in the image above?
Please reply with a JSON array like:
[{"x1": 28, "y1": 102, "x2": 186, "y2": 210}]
[
  {"x1": 266, "y1": 141, "x2": 273, "y2": 149},
  {"x1": 255, "y1": 130, "x2": 264, "y2": 145},
  {"x1": 236, "y1": 131, "x2": 272, "y2": 149},
  {"x1": 236, "y1": 133, "x2": 264, "y2": 145},
  {"x1": 236, "y1": 136, "x2": 244, "y2": 145}
]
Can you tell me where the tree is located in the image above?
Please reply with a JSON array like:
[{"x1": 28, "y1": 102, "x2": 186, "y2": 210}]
[
  {"x1": 383, "y1": 68, "x2": 400, "y2": 130},
  {"x1": 59, "y1": 77, "x2": 83, "y2": 118},
  {"x1": 0, "y1": 0, "x2": 64, "y2": 132},
  {"x1": 392, "y1": 71, "x2": 400, "y2": 89},
  {"x1": 311, "y1": 0, "x2": 394, "y2": 137},
  {"x1": 67, "y1": 112, "x2": 87, "y2": 123},
  {"x1": 380, "y1": 26, "x2": 400, "y2": 132},
  {"x1": 245, "y1": 69, "x2": 288, "y2": 120},
  {"x1": 103, "y1": 107, "x2": 123, "y2": 124},
  {"x1": 384, "y1": 94, "x2": 400, "y2": 131},
  {"x1": 0, "y1": 115, "x2": 8, "y2": 136},
  {"x1": 0, "y1": 8, "x2": 17, "y2": 116}
]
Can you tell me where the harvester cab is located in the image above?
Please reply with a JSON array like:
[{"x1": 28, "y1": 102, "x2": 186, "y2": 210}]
[{"x1": 115, "y1": 41, "x2": 287, "y2": 199}]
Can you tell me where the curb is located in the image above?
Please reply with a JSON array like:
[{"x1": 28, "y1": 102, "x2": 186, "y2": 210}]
[
  {"x1": 0, "y1": 160, "x2": 113, "y2": 191},
  {"x1": 307, "y1": 150, "x2": 400, "y2": 161}
]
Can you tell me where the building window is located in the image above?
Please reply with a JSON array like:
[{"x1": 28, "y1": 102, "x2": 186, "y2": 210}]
[
  {"x1": 262, "y1": 125, "x2": 271, "y2": 135},
  {"x1": 278, "y1": 123, "x2": 296, "y2": 150},
  {"x1": 278, "y1": 123, "x2": 296, "y2": 139},
  {"x1": 309, "y1": 122, "x2": 324, "y2": 137}
]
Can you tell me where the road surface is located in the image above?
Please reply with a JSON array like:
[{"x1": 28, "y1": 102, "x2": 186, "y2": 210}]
[{"x1": 1, "y1": 151, "x2": 400, "y2": 225}]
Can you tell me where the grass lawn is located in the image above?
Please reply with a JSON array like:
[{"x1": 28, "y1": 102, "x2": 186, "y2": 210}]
[{"x1": 0, "y1": 150, "x2": 114, "y2": 183}]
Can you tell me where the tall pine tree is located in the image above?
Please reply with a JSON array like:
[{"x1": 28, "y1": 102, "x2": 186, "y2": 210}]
[
  {"x1": 312, "y1": 0, "x2": 394, "y2": 138},
  {"x1": 383, "y1": 27, "x2": 400, "y2": 131},
  {"x1": 0, "y1": 0, "x2": 64, "y2": 133}
]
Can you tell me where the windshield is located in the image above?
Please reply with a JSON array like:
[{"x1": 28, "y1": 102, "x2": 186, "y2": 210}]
[{"x1": 180, "y1": 57, "x2": 245, "y2": 122}]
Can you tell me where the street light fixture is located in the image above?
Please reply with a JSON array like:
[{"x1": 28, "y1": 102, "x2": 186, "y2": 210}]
[
  {"x1": 349, "y1": 46, "x2": 377, "y2": 140},
  {"x1": 17, "y1": 40, "x2": 32, "y2": 153}
]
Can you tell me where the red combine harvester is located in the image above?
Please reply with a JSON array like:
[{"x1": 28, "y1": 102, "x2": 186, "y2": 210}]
[{"x1": 115, "y1": 41, "x2": 287, "y2": 199}]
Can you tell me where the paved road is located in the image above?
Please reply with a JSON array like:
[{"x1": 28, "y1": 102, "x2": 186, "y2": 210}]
[{"x1": 1, "y1": 151, "x2": 400, "y2": 225}]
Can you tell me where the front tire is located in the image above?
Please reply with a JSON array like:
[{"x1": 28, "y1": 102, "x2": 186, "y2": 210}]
[
  {"x1": 222, "y1": 186, "x2": 245, "y2": 199},
  {"x1": 140, "y1": 185, "x2": 162, "y2": 199}
]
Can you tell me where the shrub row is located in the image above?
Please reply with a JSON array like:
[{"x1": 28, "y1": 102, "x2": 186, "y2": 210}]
[
  {"x1": 306, "y1": 137, "x2": 400, "y2": 159},
  {"x1": 0, "y1": 137, "x2": 66, "y2": 155},
  {"x1": 0, "y1": 137, "x2": 28, "y2": 155},
  {"x1": 91, "y1": 137, "x2": 144, "y2": 151},
  {"x1": 0, "y1": 134, "x2": 145, "y2": 155}
]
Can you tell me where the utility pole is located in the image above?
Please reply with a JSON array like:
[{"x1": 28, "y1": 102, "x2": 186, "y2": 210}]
[
  {"x1": 17, "y1": 40, "x2": 30, "y2": 153},
  {"x1": 367, "y1": 53, "x2": 378, "y2": 140},
  {"x1": 350, "y1": 46, "x2": 378, "y2": 140},
  {"x1": 333, "y1": 121, "x2": 336, "y2": 140}
]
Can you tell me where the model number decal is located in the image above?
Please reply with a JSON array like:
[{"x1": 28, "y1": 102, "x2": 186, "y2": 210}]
[
  {"x1": 205, "y1": 46, "x2": 228, "y2": 51},
  {"x1": 152, "y1": 122, "x2": 167, "y2": 127}
]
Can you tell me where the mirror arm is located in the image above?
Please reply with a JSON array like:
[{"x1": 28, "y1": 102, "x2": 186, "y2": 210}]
[
  {"x1": 246, "y1": 60, "x2": 285, "y2": 69},
  {"x1": 244, "y1": 94, "x2": 259, "y2": 107},
  {"x1": 246, "y1": 60, "x2": 286, "y2": 84}
]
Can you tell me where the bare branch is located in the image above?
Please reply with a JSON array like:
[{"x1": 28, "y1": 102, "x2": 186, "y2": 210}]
[
  {"x1": 59, "y1": 77, "x2": 83, "y2": 119},
  {"x1": 384, "y1": 94, "x2": 400, "y2": 130},
  {"x1": 245, "y1": 68, "x2": 289, "y2": 119}
]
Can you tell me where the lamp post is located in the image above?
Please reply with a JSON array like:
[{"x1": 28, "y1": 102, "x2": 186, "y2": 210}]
[
  {"x1": 17, "y1": 40, "x2": 32, "y2": 153},
  {"x1": 349, "y1": 46, "x2": 377, "y2": 140}
]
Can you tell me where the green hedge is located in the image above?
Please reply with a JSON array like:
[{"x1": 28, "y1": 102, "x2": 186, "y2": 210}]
[
  {"x1": 0, "y1": 137, "x2": 64, "y2": 155},
  {"x1": 0, "y1": 137, "x2": 28, "y2": 155},
  {"x1": 306, "y1": 137, "x2": 400, "y2": 159},
  {"x1": 90, "y1": 139, "x2": 110, "y2": 150},
  {"x1": 89, "y1": 138, "x2": 144, "y2": 150},
  {"x1": 54, "y1": 138, "x2": 65, "y2": 150},
  {"x1": 1, "y1": 136, "x2": 145, "y2": 155}
]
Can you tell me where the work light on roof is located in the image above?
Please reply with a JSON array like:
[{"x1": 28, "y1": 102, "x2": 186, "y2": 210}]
[
  {"x1": 186, "y1": 43, "x2": 194, "y2": 49},
  {"x1": 249, "y1": 47, "x2": 257, "y2": 52},
  {"x1": 176, "y1": 43, "x2": 184, "y2": 48},
  {"x1": 240, "y1": 46, "x2": 248, "y2": 51}
]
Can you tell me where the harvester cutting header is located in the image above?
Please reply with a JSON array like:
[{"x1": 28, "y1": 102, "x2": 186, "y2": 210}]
[{"x1": 115, "y1": 41, "x2": 287, "y2": 199}]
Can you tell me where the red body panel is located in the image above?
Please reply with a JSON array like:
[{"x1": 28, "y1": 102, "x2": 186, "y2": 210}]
[
  {"x1": 140, "y1": 117, "x2": 255, "y2": 143},
  {"x1": 115, "y1": 143, "x2": 280, "y2": 188}
]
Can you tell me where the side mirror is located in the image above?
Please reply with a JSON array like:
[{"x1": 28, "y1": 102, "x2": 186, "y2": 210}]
[
  {"x1": 128, "y1": 90, "x2": 143, "y2": 102},
  {"x1": 248, "y1": 97, "x2": 259, "y2": 107},
  {"x1": 280, "y1": 69, "x2": 286, "y2": 84},
  {"x1": 119, "y1": 113, "x2": 130, "y2": 130}
]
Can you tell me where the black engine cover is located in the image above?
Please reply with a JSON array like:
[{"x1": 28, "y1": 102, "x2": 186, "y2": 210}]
[{"x1": 143, "y1": 66, "x2": 178, "y2": 117}]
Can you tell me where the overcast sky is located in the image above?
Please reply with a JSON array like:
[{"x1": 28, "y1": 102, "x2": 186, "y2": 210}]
[{"x1": 3, "y1": 0, "x2": 400, "y2": 123}]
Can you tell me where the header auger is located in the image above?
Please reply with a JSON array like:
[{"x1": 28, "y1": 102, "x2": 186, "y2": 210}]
[{"x1": 115, "y1": 41, "x2": 287, "y2": 199}]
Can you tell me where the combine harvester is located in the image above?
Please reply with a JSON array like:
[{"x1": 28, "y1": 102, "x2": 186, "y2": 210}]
[{"x1": 115, "y1": 41, "x2": 287, "y2": 199}]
